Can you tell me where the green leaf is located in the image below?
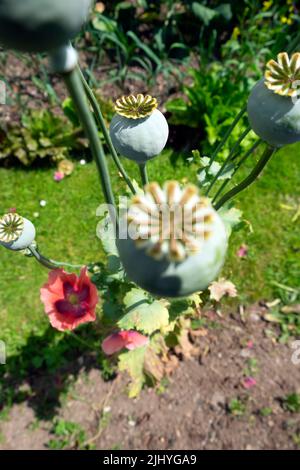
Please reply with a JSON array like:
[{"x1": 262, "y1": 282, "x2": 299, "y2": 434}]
[
  {"x1": 102, "y1": 300, "x2": 122, "y2": 325},
  {"x1": 107, "y1": 254, "x2": 122, "y2": 273},
  {"x1": 97, "y1": 215, "x2": 118, "y2": 256},
  {"x1": 115, "y1": 1, "x2": 133, "y2": 14},
  {"x1": 192, "y1": 149, "x2": 201, "y2": 160},
  {"x1": 192, "y1": 3, "x2": 218, "y2": 26},
  {"x1": 218, "y1": 205, "x2": 243, "y2": 237},
  {"x1": 62, "y1": 98, "x2": 80, "y2": 127},
  {"x1": 118, "y1": 346, "x2": 147, "y2": 397},
  {"x1": 118, "y1": 288, "x2": 169, "y2": 335},
  {"x1": 215, "y1": 4, "x2": 232, "y2": 20},
  {"x1": 165, "y1": 98, "x2": 188, "y2": 113},
  {"x1": 169, "y1": 294, "x2": 201, "y2": 322},
  {"x1": 92, "y1": 15, "x2": 117, "y2": 33},
  {"x1": 208, "y1": 161, "x2": 222, "y2": 176},
  {"x1": 198, "y1": 156, "x2": 210, "y2": 168},
  {"x1": 218, "y1": 162, "x2": 235, "y2": 180},
  {"x1": 127, "y1": 31, "x2": 161, "y2": 66}
]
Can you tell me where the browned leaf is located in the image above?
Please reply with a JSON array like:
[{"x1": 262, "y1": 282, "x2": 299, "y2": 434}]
[{"x1": 281, "y1": 304, "x2": 300, "y2": 314}]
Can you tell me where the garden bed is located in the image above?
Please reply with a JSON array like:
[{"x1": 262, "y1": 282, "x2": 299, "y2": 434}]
[{"x1": 1, "y1": 306, "x2": 300, "y2": 450}]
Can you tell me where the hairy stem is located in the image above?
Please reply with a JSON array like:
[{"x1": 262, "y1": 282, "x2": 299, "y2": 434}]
[
  {"x1": 206, "y1": 126, "x2": 252, "y2": 196},
  {"x1": 139, "y1": 163, "x2": 149, "y2": 186},
  {"x1": 212, "y1": 139, "x2": 262, "y2": 203},
  {"x1": 62, "y1": 67, "x2": 117, "y2": 225},
  {"x1": 28, "y1": 245, "x2": 83, "y2": 270}
]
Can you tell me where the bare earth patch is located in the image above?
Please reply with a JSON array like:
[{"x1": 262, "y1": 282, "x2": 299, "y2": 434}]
[{"x1": 1, "y1": 307, "x2": 300, "y2": 450}]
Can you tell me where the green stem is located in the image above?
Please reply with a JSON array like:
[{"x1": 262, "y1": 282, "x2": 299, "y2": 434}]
[
  {"x1": 206, "y1": 126, "x2": 251, "y2": 196},
  {"x1": 65, "y1": 331, "x2": 96, "y2": 350},
  {"x1": 78, "y1": 67, "x2": 136, "y2": 195},
  {"x1": 62, "y1": 67, "x2": 117, "y2": 225},
  {"x1": 212, "y1": 139, "x2": 262, "y2": 204},
  {"x1": 214, "y1": 145, "x2": 276, "y2": 210},
  {"x1": 139, "y1": 163, "x2": 149, "y2": 186},
  {"x1": 206, "y1": 106, "x2": 247, "y2": 172},
  {"x1": 28, "y1": 245, "x2": 83, "y2": 270}
]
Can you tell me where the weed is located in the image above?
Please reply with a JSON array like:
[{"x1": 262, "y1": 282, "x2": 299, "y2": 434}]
[
  {"x1": 283, "y1": 393, "x2": 300, "y2": 413},
  {"x1": 47, "y1": 419, "x2": 94, "y2": 450},
  {"x1": 228, "y1": 398, "x2": 246, "y2": 416}
]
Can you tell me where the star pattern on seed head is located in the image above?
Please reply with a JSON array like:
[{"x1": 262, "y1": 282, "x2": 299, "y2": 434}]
[
  {"x1": 265, "y1": 52, "x2": 300, "y2": 97},
  {"x1": 127, "y1": 181, "x2": 215, "y2": 262}
]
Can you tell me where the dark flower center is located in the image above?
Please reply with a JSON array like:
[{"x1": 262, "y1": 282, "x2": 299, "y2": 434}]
[{"x1": 55, "y1": 282, "x2": 90, "y2": 318}]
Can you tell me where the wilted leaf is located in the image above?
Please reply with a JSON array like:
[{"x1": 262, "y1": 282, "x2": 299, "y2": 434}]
[
  {"x1": 264, "y1": 313, "x2": 282, "y2": 323},
  {"x1": 118, "y1": 346, "x2": 147, "y2": 397},
  {"x1": 281, "y1": 304, "x2": 300, "y2": 314},
  {"x1": 144, "y1": 348, "x2": 165, "y2": 382},
  {"x1": 209, "y1": 278, "x2": 237, "y2": 302},
  {"x1": 119, "y1": 288, "x2": 169, "y2": 335},
  {"x1": 58, "y1": 159, "x2": 74, "y2": 176}
]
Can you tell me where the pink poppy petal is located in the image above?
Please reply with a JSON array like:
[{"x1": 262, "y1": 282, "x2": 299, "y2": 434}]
[
  {"x1": 125, "y1": 331, "x2": 149, "y2": 350},
  {"x1": 40, "y1": 267, "x2": 98, "y2": 332},
  {"x1": 102, "y1": 332, "x2": 128, "y2": 355},
  {"x1": 242, "y1": 377, "x2": 257, "y2": 389},
  {"x1": 237, "y1": 244, "x2": 248, "y2": 258}
]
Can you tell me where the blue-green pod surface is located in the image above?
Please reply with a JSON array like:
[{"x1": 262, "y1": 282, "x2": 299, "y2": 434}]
[
  {"x1": 0, "y1": 0, "x2": 91, "y2": 52},
  {"x1": 248, "y1": 78, "x2": 300, "y2": 148}
]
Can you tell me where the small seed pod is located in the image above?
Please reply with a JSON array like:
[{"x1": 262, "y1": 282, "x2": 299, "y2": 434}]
[
  {"x1": 0, "y1": 213, "x2": 36, "y2": 251},
  {"x1": 117, "y1": 181, "x2": 228, "y2": 298},
  {"x1": 247, "y1": 52, "x2": 300, "y2": 147},
  {"x1": 0, "y1": 0, "x2": 91, "y2": 53},
  {"x1": 109, "y1": 94, "x2": 169, "y2": 164}
]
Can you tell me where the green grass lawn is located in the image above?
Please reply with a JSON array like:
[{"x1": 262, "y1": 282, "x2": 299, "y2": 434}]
[{"x1": 0, "y1": 145, "x2": 299, "y2": 356}]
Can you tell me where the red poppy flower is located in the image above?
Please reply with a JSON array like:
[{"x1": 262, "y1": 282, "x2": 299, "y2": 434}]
[
  {"x1": 40, "y1": 267, "x2": 98, "y2": 331},
  {"x1": 102, "y1": 330, "x2": 149, "y2": 356}
]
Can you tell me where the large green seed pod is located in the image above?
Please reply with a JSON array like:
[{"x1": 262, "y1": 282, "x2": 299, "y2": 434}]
[
  {"x1": 0, "y1": 0, "x2": 91, "y2": 52},
  {"x1": 0, "y1": 213, "x2": 36, "y2": 251},
  {"x1": 109, "y1": 94, "x2": 169, "y2": 164},
  {"x1": 117, "y1": 181, "x2": 228, "y2": 298},
  {"x1": 247, "y1": 53, "x2": 300, "y2": 147}
]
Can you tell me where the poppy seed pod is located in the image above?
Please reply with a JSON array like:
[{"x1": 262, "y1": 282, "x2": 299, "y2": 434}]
[
  {"x1": 247, "y1": 53, "x2": 300, "y2": 147},
  {"x1": 117, "y1": 181, "x2": 228, "y2": 298},
  {"x1": 0, "y1": 0, "x2": 91, "y2": 53},
  {"x1": 109, "y1": 94, "x2": 169, "y2": 164},
  {"x1": 0, "y1": 213, "x2": 36, "y2": 251}
]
